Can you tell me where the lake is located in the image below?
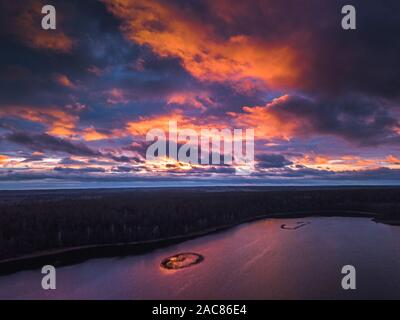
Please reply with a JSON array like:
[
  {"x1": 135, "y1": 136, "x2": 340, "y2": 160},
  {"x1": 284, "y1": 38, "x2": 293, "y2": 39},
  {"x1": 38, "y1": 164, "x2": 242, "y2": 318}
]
[{"x1": 1, "y1": 216, "x2": 400, "y2": 299}]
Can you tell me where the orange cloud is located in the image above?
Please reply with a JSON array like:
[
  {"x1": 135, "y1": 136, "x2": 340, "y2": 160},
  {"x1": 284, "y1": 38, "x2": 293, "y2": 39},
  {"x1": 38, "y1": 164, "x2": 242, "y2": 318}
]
[
  {"x1": 126, "y1": 109, "x2": 243, "y2": 148},
  {"x1": 103, "y1": 0, "x2": 300, "y2": 89},
  {"x1": 54, "y1": 74, "x2": 76, "y2": 89},
  {"x1": 126, "y1": 110, "x2": 195, "y2": 136},
  {"x1": 386, "y1": 155, "x2": 400, "y2": 164},
  {"x1": 0, "y1": 106, "x2": 78, "y2": 137},
  {"x1": 228, "y1": 95, "x2": 301, "y2": 140},
  {"x1": 167, "y1": 91, "x2": 213, "y2": 111},
  {"x1": 81, "y1": 128, "x2": 110, "y2": 141},
  {"x1": 144, "y1": 157, "x2": 196, "y2": 173},
  {"x1": 297, "y1": 154, "x2": 333, "y2": 168},
  {"x1": 296, "y1": 154, "x2": 386, "y2": 171},
  {"x1": 0, "y1": 155, "x2": 10, "y2": 164},
  {"x1": 339, "y1": 156, "x2": 377, "y2": 167},
  {"x1": 81, "y1": 127, "x2": 126, "y2": 142}
]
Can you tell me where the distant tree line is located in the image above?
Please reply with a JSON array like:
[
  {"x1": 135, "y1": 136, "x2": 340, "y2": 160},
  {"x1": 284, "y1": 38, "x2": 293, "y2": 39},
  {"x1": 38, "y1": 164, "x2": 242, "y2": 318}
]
[{"x1": 0, "y1": 187, "x2": 399, "y2": 260}]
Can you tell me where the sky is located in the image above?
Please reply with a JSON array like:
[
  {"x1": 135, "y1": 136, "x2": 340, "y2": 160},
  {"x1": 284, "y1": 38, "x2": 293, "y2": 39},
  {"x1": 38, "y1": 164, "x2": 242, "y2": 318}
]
[{"x1": 0, "y1": 0, "x2": 399, "y2": 189}]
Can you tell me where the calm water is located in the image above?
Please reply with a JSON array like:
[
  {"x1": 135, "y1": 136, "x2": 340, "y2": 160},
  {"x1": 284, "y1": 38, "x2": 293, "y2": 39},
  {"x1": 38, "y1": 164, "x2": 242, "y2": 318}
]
[{"x1": 1, "y1": 217, "x2": 400, "y2": 299}]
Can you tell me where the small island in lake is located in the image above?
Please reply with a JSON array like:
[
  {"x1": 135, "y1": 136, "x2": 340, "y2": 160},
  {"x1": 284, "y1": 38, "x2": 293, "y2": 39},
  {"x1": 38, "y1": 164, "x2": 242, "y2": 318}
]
[
  {"x1": 281, "y1": 221, "x2": 310, "y2": 230},
  {"x1": 161, "y1": 253, "x2": 204, "y2": 270}
]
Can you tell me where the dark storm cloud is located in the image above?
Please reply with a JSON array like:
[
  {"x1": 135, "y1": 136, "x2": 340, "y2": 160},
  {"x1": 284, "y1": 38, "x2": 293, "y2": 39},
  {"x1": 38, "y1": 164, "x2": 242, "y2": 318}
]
[
  {"x1": 172, "y1": 0, "x2": 400, "y2": 99},
  {"x1": 21, "y1": 154, "x2": 45, "y2": 162},
  {"x1": 250, "y1": 165, "x2": 400, "y2": 182},
  {"x1": 105, "y1": 153, "x2": 140, "y2": 163},
  {"x1": 111, "y1": 166, "x2": 134, "y2": 173},
  {"x1": 256, "y1": 154, "x2": 293, "y2": 169},
  {"x1": 305, "y1": 1, "x2": 400, "y2": 98},
  {"x1": 3, "y1": 132, "x2": 100, "y2": 156},
  {"x1": 1, "y1": 166, "x2": 400, "y2": 185},
  {"x1": 53, "y1": 167, "x2": 106, "y2": 174},
  {"x1": 343, "y1": 167, "x2": 400, "y2": 181},
  {"x1": 165, "y1": 165, "x2": 236, "y2": 175},
  {"x1": 266, "y1": 94, "x2": 399, "y2": 146},
  {"x1": 0, "y1": 0, "x2": 125, "y2": 107},
  {"x1": 0, "y1": 0, "x2": 190, "y2": 110},
  {"x1": 59, "y1": 157, "x2": 86, "y2": 165},
  {"x1": 111, "y1": 166, "x2": 143, "y2": 173},
  {"x1": 2, "y1": 0, "x2": 400, "y2": 107},
  {"x1": 2, "y1": 132, "x2": 143, "y2": 164}
]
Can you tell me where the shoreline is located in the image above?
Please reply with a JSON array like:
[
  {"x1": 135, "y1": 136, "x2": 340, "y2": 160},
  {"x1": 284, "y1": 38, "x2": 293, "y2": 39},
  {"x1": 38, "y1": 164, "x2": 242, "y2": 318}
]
[{"x1": 0, "y1": 210, "x2": 387, "y2": 276}]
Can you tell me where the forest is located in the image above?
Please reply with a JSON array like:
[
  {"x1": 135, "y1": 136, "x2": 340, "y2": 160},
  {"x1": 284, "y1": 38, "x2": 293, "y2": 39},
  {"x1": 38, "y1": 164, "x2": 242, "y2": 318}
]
[{"x1": 0, "y1": 186, "x2": 399, "y2": 261}]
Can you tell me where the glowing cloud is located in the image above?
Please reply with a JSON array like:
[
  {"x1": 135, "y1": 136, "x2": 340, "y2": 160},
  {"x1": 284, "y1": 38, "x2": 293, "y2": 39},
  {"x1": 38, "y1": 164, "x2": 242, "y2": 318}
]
[
  {"x1": 228, "y1": 95, "x2": 300, "y2": 140},
  {"x1": 54, "y1": 74, "x2": 76, "y2": 89},
  {"x1": 103, "y1": 0, "x2": 300, "y2": 89},
  {"x1": 0, "y1": 106, "x2": 79, "y2": 137}
]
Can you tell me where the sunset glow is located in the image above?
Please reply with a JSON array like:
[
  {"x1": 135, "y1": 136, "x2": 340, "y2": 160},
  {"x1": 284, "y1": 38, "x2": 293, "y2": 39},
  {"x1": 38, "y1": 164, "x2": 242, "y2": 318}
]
[{"x1": 0, "y1": 0, "x2": 399, "y2": 188}]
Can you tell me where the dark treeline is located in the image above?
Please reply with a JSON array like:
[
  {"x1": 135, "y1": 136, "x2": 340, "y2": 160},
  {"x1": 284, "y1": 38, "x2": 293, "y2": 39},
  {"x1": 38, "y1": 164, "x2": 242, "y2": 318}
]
[{"x1": 0, "y1": 186, "x2": 399, "y2": 260}]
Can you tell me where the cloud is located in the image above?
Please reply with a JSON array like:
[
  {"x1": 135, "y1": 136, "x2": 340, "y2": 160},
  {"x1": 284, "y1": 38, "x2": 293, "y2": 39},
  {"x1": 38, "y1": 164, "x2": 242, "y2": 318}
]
[
  {"x1": 0, "y1": 0, "x2": 73, "y2": 53},
  {"x1": 256, "y1": 154, "x2": 293, "y2": 169},
  {"x1": 126, "y1": 110, "x2": 199, "y2": 136},
  {"x1": 102, "y1": 0, "x2": 400, "y2": 101},
  {"x1": 0, "y1": 155, "x2": 10, "y2": 164},
  {"x1": 0, "y1": 105, "x2": 79, "y2": 137},
  {"x1": 4, "y1": 132, "x2": 99, "y2": 157},
  {"x1": 0, "y1": 0, "x2": 400, "y2": 186},
  {"x1": 1, "y1": 166, "x2": 400, "y2": 187},
  {"x1": 111, "y1": 166, "x2": 134, "y2": 173},
  {"x1": 230, "y1": 94, "x2": 400, "y2": 145},
  {"x1": 103, "y1": 0, "x2": 300, "y2": 89},
  {"x1": 105, "y1": 88, "x2": 129, "y2": 105},
  {"x1": 58, "y1": 157, "x2": 86, "y2": 165},
  {"x1": 387, "y1": 155, "x2": 400, "y2": 165},
  {"x1": 167, "y1": 91, "x2": 214, "y2": 111},
  {"x1": 0, "y1": 105, "x2": 124, "y2": 142},
  {"x1": 81, "y1": 127, "x2": 113, "y2": 141},
  {"x1": 53, "y1": 167, "x2": 106, "y2": 174},
  {"x1": 53, "y1": 74, "x2": 76, "y2": 89}
]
